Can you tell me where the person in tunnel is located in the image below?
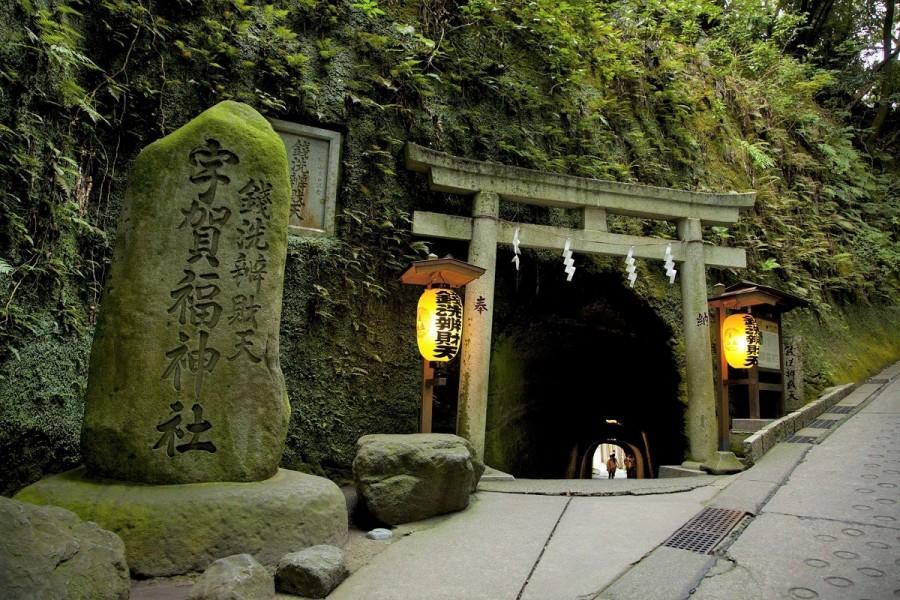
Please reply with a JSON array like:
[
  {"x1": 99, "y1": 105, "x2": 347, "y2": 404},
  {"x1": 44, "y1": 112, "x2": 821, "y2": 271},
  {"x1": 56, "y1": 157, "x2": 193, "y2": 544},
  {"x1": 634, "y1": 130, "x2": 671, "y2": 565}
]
[
  {"x1": 606, "y1": 452, "x2": 618, "y2": 479},
  {"x1": 624, "y1": 454, "x2": 635, "y2": 478}
]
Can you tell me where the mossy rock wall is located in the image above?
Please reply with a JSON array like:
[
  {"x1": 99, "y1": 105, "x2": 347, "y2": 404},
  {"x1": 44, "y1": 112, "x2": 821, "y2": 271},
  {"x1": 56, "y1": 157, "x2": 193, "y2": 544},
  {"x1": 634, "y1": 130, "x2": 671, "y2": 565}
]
[
  {"x1": 2, "y1": 271, "x2": 899, "y2": 494},
  {"x1": 784, "y1": 305, "x2": 900, "y2": 399},
  {"x1": 0, "y1": 317, "x2": 91, "y2": 496},
  {"x1": 2, "y1": 1, "x2": 900, "y2": 492},
  {"x1": 279, "y1": 236, "x2": 421, "y2": 480}
]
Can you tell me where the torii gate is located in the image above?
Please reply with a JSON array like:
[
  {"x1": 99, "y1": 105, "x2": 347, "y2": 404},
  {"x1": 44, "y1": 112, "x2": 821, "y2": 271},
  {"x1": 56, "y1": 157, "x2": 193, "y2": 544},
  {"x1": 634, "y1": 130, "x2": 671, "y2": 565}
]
[{"x1": 405, "y1": 143, "x2": 755, "y2": 472}]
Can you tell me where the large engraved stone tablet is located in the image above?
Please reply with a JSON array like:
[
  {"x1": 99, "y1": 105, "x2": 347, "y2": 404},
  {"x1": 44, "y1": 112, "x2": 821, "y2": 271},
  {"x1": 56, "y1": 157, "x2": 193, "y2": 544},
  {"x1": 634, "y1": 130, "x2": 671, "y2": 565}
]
[{"x1": 81, "y1": 101, "x2": 292, "y2": 484}]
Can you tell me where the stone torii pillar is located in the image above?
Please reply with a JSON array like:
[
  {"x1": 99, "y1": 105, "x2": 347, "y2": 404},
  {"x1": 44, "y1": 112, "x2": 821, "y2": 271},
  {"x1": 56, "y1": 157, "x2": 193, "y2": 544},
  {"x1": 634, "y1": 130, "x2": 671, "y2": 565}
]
[
  {"x1": 405, "y1": 144, "x2": 754, "y2": 472},
  {"x1": 457, "y1": 192, "x2": 500, "y2": 457},
  {"x1": 678, "y1": 218, "x2": 744, "y2": 473}
]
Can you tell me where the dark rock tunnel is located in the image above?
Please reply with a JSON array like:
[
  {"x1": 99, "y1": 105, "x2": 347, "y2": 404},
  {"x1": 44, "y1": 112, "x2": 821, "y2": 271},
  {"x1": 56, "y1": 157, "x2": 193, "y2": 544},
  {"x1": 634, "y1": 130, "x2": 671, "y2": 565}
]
[{"x1": 431, "y1": 247, "x2": 686, "y2": 479}]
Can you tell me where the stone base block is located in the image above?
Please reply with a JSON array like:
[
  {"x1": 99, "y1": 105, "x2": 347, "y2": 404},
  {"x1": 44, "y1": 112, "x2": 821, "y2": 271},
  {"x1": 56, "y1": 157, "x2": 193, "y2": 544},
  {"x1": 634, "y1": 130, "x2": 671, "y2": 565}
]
[
  {"x1": 658, "y1": 465, "x2": 706, "y2": 478},
  {"x1": 700, "y1": 451, "x2": 746, "y2": 475},
  {"x1": 15, "y1": 467, "x2": 348, "y2": 578},
  {"x1": 480, "y1": 465, "x2": 515, "y2": 481}
]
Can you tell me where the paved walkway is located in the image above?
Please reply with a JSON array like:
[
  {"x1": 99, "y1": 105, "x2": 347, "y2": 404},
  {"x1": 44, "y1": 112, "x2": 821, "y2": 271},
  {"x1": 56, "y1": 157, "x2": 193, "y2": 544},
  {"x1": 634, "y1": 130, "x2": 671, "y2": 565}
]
[
  {"x1": 132, "y1": 363, "x2": 899, "y2": 599},
  {"x1": 687, "y1": 365, "x2": 900, "y2": 600},
  {"x1": 328, "y1": 362, "x2": 900, "y2": 600},
  {"x1": 331, "y1": 482, "x2": 723, "y2": 600}
]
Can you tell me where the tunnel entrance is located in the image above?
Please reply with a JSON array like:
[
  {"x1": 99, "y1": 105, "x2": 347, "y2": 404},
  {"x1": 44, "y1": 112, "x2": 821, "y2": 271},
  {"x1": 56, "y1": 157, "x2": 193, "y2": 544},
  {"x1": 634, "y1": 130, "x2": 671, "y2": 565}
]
[
  {"x1": 590, "y1": 443, "x2": 627, "y2": 479},
  {"x1": 482, "y1": 256, "x2": 685, "y2": 479}
]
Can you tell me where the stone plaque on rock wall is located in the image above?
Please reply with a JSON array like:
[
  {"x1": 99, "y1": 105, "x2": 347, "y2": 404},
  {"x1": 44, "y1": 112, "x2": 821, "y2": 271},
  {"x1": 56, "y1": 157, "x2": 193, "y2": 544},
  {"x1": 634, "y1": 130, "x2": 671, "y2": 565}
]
[
  {"x1": 269, "y1": 119, "x2": 341, "y2": 236},
  {"x1": 81, "y1": 101, "x2": 292, "y2": 484}
]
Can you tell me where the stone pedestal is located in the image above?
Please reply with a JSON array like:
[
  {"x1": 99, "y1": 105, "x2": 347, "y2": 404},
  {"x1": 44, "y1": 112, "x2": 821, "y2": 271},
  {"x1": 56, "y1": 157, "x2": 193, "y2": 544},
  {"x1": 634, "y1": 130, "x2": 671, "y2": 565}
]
[
  {"x1": 700, "y1": 451, "x2": 746, "y2": 475},
  {"x1": 15, "y1": 467, "x2": 348, "y2": 577}
]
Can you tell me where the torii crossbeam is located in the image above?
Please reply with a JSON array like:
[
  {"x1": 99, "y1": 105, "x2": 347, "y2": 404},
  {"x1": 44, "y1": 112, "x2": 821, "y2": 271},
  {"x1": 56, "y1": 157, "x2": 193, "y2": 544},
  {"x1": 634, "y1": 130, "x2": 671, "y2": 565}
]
[{"x1": 406, "y1": 143, "x2": 756, "y2": 472}]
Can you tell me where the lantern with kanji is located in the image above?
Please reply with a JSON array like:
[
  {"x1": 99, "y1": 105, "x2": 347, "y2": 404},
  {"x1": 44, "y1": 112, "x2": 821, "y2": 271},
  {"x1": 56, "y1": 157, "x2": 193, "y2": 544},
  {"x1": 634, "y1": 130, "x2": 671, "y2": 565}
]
[
  {"x1": 416, "y1": 286, "x2": 463, "y2": 362},
  {"x1": 722, "y1": 313, "x2": 761, "y2": 369}
]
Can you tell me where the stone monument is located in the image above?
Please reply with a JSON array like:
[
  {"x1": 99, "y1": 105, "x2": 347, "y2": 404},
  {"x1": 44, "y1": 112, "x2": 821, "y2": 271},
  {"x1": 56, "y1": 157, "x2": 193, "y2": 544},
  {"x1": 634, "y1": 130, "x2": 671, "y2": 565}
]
[
  {"x1": 80, "y1": 99, "x2": 291, "y2": 484},
  {"x1": 16, "y1": 101, "x2": 347, "y2": 576}
]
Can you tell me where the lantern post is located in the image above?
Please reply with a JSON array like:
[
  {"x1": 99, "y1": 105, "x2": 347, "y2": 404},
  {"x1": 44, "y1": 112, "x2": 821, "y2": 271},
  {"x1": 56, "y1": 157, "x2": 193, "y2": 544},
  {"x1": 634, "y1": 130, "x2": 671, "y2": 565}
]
[{"x1": 401, "y1": 256, "x2": 486, "y2": 433}]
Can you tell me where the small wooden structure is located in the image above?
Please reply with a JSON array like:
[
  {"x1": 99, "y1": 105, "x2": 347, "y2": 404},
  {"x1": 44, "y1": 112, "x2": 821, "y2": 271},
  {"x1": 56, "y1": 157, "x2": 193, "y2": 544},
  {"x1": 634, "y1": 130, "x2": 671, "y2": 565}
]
[{"x1": 708, "y1": 281, "x2": 808, "y2": 450}]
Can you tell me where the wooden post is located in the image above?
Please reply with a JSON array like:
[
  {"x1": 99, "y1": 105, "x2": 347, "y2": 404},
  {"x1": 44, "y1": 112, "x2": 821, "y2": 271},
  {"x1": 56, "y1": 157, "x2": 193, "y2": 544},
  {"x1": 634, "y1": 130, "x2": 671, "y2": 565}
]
[
  {"x1": 420, "y1": 360, "x2": 434, "y2": 433},
  {"x1": 641, "y1": 430, "x2": 654, "y2": 478},
  {"x1": 776, "y1": 312, "x2": 785, "y2": 417},
  {"x1": 716, "y1": 305, "x2": 730, "y2": 451},
  {"x1": 457, "y1": 191, "x2": 500, "y2": 460}
]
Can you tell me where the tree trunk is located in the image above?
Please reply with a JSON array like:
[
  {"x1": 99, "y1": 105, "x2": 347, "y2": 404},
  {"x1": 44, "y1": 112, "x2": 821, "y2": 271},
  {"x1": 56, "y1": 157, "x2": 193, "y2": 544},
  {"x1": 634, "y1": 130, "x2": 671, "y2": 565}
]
[{"x1": 870, "y1": 0, "x2": 897, "y2": 134}]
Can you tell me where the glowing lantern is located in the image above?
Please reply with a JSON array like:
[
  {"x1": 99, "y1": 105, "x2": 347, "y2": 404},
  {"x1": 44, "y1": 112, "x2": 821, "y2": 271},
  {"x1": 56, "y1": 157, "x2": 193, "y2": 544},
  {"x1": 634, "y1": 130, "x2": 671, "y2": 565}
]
[
  {"x1": 722, "y1": 313, "x2": 761, "y2": 369},
  {"x1": 416, "y1": 287, "x2": 463, "y2": 362}
]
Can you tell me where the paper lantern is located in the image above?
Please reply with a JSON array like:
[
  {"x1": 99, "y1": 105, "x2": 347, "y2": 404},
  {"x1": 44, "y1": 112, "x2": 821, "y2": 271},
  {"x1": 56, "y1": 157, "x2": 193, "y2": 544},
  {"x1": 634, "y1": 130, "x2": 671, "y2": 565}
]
[
  {"x1": 722, "y1": 313, "x2": 761, "y2": 369},
  {"x1": 416, "y1": 287, "x2": 463, "y2": 362}
]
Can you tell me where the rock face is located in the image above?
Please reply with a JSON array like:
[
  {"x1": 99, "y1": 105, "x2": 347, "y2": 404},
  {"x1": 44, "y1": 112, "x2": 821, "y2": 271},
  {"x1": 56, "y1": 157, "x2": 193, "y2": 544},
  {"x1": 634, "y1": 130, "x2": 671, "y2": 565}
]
[
  {"x1": 275, "y1": 545, "x2": 349, "y2": 598},
  {"x1": 81, "y1": 100, "x2": 292, "y2": 484},
  {"x1": 189, "y1": 554, "x2": 274, "y2": 600},
  {"x1": 0, "y1": 496, "x2": 129, "y2": 600},
  {"x1": 15, "y1": 467, "x2": 348, "y2": 577},
  {"x1": 353, "y1": 433, "x2": 485, "y2": 525}
]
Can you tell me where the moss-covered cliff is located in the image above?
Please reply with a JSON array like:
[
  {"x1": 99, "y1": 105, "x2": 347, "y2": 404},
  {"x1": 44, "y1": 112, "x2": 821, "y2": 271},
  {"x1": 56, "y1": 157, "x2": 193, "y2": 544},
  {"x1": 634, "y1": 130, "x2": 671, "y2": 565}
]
[{"x1": 1, "y1": 0, "x2": 898, "y2": 492}]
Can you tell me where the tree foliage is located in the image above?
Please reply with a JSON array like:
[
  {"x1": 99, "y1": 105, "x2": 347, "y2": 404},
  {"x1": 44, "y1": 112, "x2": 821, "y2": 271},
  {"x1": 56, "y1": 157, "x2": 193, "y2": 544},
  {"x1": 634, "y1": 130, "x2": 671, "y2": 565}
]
[
  {"x1": 0, "y1": 0, "x2": 898, "y2": 360},
  {"x1": 783, "y1": 0, "x2": 899, "y2": 141}
]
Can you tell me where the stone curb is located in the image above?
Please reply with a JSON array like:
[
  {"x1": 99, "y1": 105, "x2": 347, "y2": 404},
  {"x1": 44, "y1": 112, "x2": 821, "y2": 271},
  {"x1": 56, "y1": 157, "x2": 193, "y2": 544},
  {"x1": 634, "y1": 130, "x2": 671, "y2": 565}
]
[
  {"x1": 741, "y1": 383, "x2": 855, "y2": 465},
  {"x1": 741, "y1": 359, "x2": 900, "y2": 466}
]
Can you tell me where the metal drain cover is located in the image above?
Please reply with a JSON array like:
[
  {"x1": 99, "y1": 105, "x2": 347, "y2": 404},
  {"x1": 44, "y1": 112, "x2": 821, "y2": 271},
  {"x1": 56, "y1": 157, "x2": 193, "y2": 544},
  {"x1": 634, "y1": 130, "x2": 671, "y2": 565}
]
[
  {"x1": 663, "y1": 507, "x2": 746, "y2": 554},
  {"x1": 829, "y1": 406, "x2": 854, "y2": 414},
  {"x1": 808, "y1": 419, "x2": 836, "y2": 429}
]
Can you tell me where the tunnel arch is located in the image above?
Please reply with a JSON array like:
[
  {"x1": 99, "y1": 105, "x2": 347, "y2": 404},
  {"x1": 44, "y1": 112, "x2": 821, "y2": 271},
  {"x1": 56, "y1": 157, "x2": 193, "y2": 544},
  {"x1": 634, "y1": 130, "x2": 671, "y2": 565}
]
[
  {"x1": 482, "y1": 257, "x2": 685, "y2": 478},
  {"x1": 577, "y1": 434, "x2": 651, "y2": 479}
]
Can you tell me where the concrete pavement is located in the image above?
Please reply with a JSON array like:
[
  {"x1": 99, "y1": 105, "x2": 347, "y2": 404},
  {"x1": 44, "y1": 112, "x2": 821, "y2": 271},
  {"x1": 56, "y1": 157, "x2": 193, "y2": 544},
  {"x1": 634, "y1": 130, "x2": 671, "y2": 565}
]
[
  {"x1": 328, "y1": 362, "x2": 899, "y2": 600},
  {"x1": 600, "y1": 362, "x2": 900, "y2": 600},
  {"x1": 130, "y1": 362, "x2": 899, "y2": 599},
  {"x1": 330, "y1": 481, "x2": 723, "y2": 600},
  {"x1": 688, "y1": 366, "x2": 900, "y2": 600}
]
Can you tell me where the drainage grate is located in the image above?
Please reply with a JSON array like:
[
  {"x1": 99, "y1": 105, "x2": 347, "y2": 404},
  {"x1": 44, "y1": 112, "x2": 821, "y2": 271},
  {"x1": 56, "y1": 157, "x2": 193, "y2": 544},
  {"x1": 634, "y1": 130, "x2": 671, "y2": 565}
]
[
  {"x1": 786, "y1": 435, "x2": 818, "y2": 443},
  {"x1": 663, "y1": 507, "x2": 745, "y2": 554},
  {"x1": 808, "y1": 419, "x2": 837, "y2": 429},
  {"x1": 829, "y1": 406, "x2": 854, "y2": 414}
]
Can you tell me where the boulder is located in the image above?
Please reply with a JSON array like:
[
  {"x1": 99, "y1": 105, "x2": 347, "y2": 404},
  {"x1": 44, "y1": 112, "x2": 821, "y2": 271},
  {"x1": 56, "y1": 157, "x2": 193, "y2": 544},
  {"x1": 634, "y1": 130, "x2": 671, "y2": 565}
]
[
  {"x1": 353, "y1": 433, "x2": 484, "y2": 525},
  {"x1": 81, "y1": 100, "x2": 293, "y2": 484},
  {"x1": 0, "y1": 496, "x2": 129, "y2": 600},
  {"x1": 15, "y1": 467, "x2": 348, "y2": 577},
  {"x1": 275, "y1": 545, "x2": 348, "y2": 598},
  {"x1": 189, "y1": 554, "x2": 273, "y2": 600}
]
